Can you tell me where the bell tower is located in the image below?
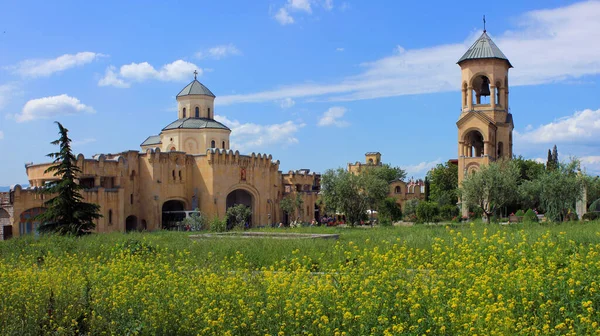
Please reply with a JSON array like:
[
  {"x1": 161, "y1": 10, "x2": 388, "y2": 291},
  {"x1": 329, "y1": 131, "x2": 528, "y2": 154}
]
[{"x1": 456, "y1": 25, "x2": 514, "y2": 212}]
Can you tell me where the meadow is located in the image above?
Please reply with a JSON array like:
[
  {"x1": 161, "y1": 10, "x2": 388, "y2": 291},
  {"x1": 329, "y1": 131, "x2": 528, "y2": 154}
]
[{"x1": 2, "y1": 222, "x2": 600, "y2": 335}]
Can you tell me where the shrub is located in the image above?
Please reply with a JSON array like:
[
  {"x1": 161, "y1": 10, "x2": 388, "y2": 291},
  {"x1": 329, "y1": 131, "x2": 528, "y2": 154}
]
[
  {"x1": 565, "y1": 212, "x2": 579, "y2": 222},
  {"x1": 439, "y1": 205, "x2": 459, "y2": 221},
  {"x1": 182, "y1": 209, "x2": 205, "y2": 231},
  {"x1": 416, "y1": 201, "x2": 439, "y2": 223},
  {"x1": 379, "y1": 218, "x2": 393, "y2": 227},
  {"x1": 210, "y1": 216, "x2": 227, "y2": 232},
  {"x1": 523, "y1": 209, "x2": 538, "y2": 223},
  {"x1": 403, "y1": 199, "x2": 420, "y2": 220},
  {"x1": 582, "y1": 212, "x2": 600, "y2": 221},
  {"x1": 515, "y1": 210, "x2": 525, "y2": 217}
]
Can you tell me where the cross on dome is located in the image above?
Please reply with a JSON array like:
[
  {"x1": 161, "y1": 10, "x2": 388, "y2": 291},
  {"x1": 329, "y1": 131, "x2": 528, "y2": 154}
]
[{"x1": 193, "y1": 70, "x2": 198, "y2": 80}]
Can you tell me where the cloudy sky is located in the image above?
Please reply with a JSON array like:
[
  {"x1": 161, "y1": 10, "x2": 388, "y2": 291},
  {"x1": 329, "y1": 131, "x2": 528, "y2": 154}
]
[{"x1": 1, "y1": 0, "x2": 599, "y2": 185}]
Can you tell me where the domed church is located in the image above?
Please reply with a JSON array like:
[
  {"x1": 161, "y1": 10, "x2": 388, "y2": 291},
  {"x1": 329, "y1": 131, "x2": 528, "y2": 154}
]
[{"x1": 1, "y1": 76, "x2": 321, "y2": 237}]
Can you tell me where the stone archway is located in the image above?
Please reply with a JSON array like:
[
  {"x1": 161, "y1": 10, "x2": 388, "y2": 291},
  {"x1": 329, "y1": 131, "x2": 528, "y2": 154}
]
[
  {"x1": 226, "y1": 189, "x2": 254, "y2": 228},
  {"x1": 162, "y1": 200, "x2": 186, "y2": 230},
  {"x1": 463, "y1": 130, "x2": 485, "y2": 157},
  {"x1": 125, "y1": 215, "x2": 138, "y2": 232}
]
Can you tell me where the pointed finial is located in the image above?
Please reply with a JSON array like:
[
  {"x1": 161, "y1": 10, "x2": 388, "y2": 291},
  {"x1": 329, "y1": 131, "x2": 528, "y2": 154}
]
[
  {"x1": 193, "y1": 70, "x2": 198, "y2": 80},
  {"x1": 483, "y1": 15, "x2": 486, "y2": 33}
]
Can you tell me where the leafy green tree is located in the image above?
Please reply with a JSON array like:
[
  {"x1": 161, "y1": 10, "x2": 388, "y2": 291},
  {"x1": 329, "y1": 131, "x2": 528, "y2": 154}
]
[
  {"x1": 426, "y1": 162, "x2": 458, "y2": 206},
  {"x1": 460, "y1": 160, "x2": 520, "y2": 223},
  {"x1": 226, "y1": 204, "x2": 252, "y2": 230},
  {"x1": 403, "y1": 199, "x2": 420, "y2": 221},
  {"x1": 35, "y1": 122, "x2": 101, "y2": 235},
  {"x1": 424, "y1": 176, "x2": 430, "y2": 202},
  {"x1": 513, "y1": 155, "x2": 545, "y2": 181},
  {"x1": 321, "y1": 167, "x2": 389, "y2": 226},
  {"x1": 368, "y1": 164, "x2": 407, "y2": 183},
  {"x1": 378, "y1": 197, "x2": 402, "y2": 224},
  {"x1": 538, "y1": 159, "x2": 584, "y2": 222},
  {"x1": 280, "y1": 196, "x2": 296, "y2": 219},
  {"x1": 416, "y1": 201, "x2": 439, "y2": 223}
]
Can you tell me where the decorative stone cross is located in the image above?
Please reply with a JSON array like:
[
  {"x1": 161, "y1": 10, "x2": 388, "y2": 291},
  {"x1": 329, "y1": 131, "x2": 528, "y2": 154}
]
[{"x1": 193, "y1": 70, "x2": 198, "y2": 80}]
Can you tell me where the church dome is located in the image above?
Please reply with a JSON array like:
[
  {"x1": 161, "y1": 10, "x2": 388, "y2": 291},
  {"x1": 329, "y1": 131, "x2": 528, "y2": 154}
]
[
  {"x1": 162, "y1": 117, "x2": 230, "y2": 131},
  {"x1": 177, "y1": 79, "x2": 216, "y2": 98}
]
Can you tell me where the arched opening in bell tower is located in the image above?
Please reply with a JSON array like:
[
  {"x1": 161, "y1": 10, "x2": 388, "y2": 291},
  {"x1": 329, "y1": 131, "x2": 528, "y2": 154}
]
[
  {"x1": 471, "y1": 75, "x2": 491, "y2": 105},
  {"x1": 464, "y1": 130, "x2": 485, "y2": 157}
]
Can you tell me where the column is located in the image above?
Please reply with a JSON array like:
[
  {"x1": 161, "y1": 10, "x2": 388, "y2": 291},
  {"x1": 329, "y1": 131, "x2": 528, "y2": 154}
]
[
  {"x1": 490, "y1": 86, "x2": 496, "y2": 108},
  {"x1": 467, "y1": 87, "x2": 473, "y2": 110},
  {"x1": 484, "y1": 141, "x2": 490, "y2": 157}
]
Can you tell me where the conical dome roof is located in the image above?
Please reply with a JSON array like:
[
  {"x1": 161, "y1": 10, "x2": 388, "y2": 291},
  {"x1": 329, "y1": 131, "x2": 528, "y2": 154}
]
[
  {"x1": 457, "y1": 31, "x2": 512, "y2": 67},
  {"x1": 177, "y1": 79, "x2": 216, "y2": 98}
]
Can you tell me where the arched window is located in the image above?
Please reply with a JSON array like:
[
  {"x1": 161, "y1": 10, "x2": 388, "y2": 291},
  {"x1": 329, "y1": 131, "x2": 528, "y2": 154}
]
[
  {"x1": 178, "y1": 170, "x2": 182, "y2": 180},
  {"x1": 208, "y1": 107, "x2": 211, "y2": 118},
  {"x1": 195, "y1": 107, "x2": 199, "y2": 118},
  {"x1": 172, "y1": 170, "x2": 176, "y2": 180},
  {"x1": 182, "y1": 108, "x2": 186, "y2": 118},
  {"x1": 395, "y1": 186, "x2": 401, "y2": 194},
  {"x1": 497, "y1": 142, "x2": 504, "y2": 159},
  {"x1": 211, "y1": 140, "x2": 216, "y2": 148},
  {"x1": 170, "y1": 147, "x2": 176, "y2": 151},
  {"x1": 222, "y1": 141, "x2": 225, "y2": 149},
  {"x1": 108, "y1": 209, "x2": 113, "y2": 225}
]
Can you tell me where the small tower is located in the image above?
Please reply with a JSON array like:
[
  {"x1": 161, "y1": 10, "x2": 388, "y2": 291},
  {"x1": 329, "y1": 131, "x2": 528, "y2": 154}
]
[
  {"x1": 365, "y1": 152, "x2": 382, "y2": 165},
  {"x1": 456, "y1": 25, "x2": 514, "y2": 214}
]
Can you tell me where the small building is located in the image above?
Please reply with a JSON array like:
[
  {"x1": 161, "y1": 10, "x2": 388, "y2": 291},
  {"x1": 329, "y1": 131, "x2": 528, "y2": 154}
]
[{"x1": 348, "y1": 152, "x2": 425, "y2": 211}]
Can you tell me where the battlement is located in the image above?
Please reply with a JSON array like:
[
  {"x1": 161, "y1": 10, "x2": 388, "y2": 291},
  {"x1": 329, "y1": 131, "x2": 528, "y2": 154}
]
[{"x1": 205, "y1": 148, "x2": 279, "y2": 169}]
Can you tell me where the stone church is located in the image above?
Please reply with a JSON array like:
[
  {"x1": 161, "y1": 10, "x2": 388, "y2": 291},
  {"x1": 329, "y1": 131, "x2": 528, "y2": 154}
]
[{"x1": 0, "y1": 75, "x2": 320, "y2": 237}]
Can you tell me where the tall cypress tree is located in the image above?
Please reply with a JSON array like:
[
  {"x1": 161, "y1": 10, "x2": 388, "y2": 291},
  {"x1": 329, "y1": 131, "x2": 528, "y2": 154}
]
[
  {"x1": 36, "y1": 122, "x2": 101, "y2": 235},
  {"x1": 546, "y1": 149, "x2": 554, "y2": 171},
  {"x1": 552, "y1": 144, "x2": 559, "y2": 167}
]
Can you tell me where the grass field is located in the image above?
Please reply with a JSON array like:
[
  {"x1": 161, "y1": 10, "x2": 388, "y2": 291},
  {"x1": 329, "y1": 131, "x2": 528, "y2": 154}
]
[{"x1": 2, "y1": 221, "x2": 600, "y2": 335}]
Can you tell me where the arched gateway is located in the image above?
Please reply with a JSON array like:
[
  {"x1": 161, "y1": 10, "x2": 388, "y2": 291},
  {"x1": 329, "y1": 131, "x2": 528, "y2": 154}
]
[{"x1": 226, "y1": 189, "x2": 254, "y2": 228}]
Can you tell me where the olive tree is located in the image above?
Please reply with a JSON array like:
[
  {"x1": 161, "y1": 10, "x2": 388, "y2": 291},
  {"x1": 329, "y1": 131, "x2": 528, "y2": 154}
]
[{"x1": 460, "y1": 160, "x2": 520, "y2": 223}]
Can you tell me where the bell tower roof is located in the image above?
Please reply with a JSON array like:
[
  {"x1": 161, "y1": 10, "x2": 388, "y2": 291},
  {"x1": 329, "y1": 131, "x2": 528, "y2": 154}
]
[
  {"x1": 177, "y1": 74, "x2": 215, "y2": 98},
  {"x1": 457, "y1": 31, "x2": 512, "y2": 68}
]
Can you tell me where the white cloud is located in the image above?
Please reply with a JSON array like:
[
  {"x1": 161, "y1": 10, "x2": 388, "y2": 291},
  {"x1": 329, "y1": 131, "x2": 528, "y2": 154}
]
[
  {"x1": 98, "y1": 66, "x2": 130, "y2": 88},
  {"x1": 225, "y1": 1, "x2": 600, "y2": 104},
  {"x1": 273, "y1": 0, "x2": 334, "y2": 25},
  {"x1": 581, "y1": 156, "x2": 600, "y2": 175},
  {"x1": 215, "y1": 114, "x2": 305, "y2": 151},
  {"x1": 336, "y1": 47, "x2": 344, "y2": 52},
  {"x1": 9, "y1": 52, "x2": 105, "y2": 77},
  {"x1": 317, "y1": 106, "x2": 349, "y2": 127},
  {"x1": 196, "y1": 44, "x2": 241, "y2": 60},
  {"x1": 279, "y1": 97, "x2": 296, "y2": 109},
  {"x1": 0, "y1": 131, "x2": 4, "y2": 140},
  {"x1": 275, "y1": 7, "x2": 295, "y2": 25},
  {"x1": 71, "y1": 138, "x2": 96, "y2": 146},
  {"x1": 515, "y1": 109, "x2": 600, "y2": 145},
  {"x1": 289, "y1": 0, "x2": 312, "y2": 13},
  {"x1": 98, "y1": 60, "x2": 200, "y2": 87},
  {"x1": 0, "y1": 84, "x2": 17, "y2": 110},
  {"x1": 16, "y1": 94, "x2": 95, "y2": 123},
  {"x1": 403, "y1": 158, "x2": 443, "y2": 176}
]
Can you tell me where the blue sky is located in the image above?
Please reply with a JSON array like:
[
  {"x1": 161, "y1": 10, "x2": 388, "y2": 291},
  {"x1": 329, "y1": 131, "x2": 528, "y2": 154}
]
[{"x1": 1, "y1": 0, "x2": 600, "y2": 186}]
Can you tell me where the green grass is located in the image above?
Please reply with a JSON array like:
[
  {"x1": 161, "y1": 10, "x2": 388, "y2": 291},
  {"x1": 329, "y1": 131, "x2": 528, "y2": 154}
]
[{"x1": 2, "y1": 221, "x2": 600, "y2": 270}]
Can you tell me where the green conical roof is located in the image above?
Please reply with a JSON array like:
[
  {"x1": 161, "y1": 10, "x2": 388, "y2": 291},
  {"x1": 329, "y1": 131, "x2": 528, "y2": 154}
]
[
  {"x1": 457, "y1": 31, "x2": 512, "y2": 67},
  {"x1": 177, "y1": 79, "x2": 215, "y2": 98}
]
